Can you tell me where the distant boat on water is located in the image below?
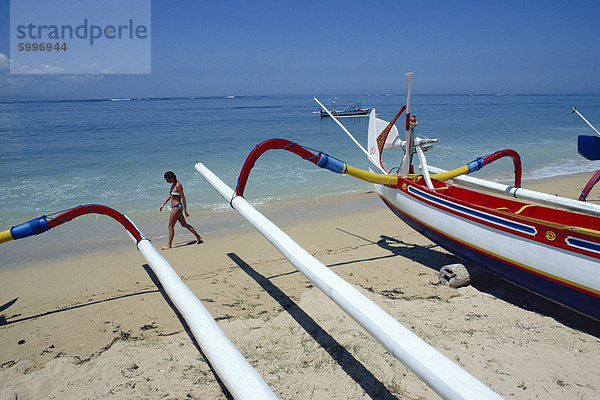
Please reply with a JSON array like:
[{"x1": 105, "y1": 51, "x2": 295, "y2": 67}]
[
  {"x1": 110, "y1": 98, "x2": 131, "y2": 102},
  {"x1": 317, "y1": 98, "x2": 372, "y2": 117}
]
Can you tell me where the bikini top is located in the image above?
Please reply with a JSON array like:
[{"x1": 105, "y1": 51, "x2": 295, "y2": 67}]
[{"x1": 170, "y1": 183, "x2": 181, "y2": 197}]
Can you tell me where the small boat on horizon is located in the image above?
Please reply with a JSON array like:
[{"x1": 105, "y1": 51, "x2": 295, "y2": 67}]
[{"x1": 317, "y1": 98, "x2": 372, "y2": 117}]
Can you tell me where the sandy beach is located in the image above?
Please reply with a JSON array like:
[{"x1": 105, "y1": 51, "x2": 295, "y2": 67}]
[{"x1": 1, "y1": 173, "x2": 599, "y2": 399}]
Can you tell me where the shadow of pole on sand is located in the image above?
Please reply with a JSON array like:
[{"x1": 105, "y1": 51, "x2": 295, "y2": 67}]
[
  {"x1": 140, "y1": 264, "x2": 234, "y2": 400},
  {"x1": 227, "y1": 252, "x2": 400, "y2": 400},
  {"x1": 0, "y1": 291, "x2": 158, "y2": 327}
]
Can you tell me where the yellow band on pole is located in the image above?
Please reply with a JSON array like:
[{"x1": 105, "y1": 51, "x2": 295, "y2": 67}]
[
  {"x1": 0, "y1": 229, "x2": 14, "y2": 244},
  {"x1": 344, "y1": 165, "x2": 399, "y2": 185},
  {"x1": 430, "y1": 165, "x2": 469, "y2": 182},
  {"x1": 344, "y1": 162, "x2": 470, "y2": 186}
]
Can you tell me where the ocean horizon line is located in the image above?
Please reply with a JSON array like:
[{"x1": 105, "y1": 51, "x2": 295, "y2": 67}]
[{"x1": 2, "y1": 92, "x2": 599, "y2": 105}]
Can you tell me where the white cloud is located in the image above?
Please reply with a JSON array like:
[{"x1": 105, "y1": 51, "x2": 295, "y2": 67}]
[
  {"x1": 0, "y1": 53, "x2": 11, "y2": 74},
  {"x1": 10, "y1": 62, "x2": 65, "y2": 74},
  {"x1": 80, "y1": 64, "x2": 114, "y2": 74},
  {"x1": 40, "y1": 64, "x2": 65, "y2": 74},
  {"x1": 0, "y1": 57, "x2": 105, "y2": 100}
]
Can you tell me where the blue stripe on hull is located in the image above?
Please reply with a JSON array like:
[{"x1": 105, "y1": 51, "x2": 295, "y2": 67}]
[
  {"x1": 409, "y1": 186, "x2": 537, "y2": 235},
  {"x1": 381, "y1": 197, "x2": 600, "y2": 321},
  {"x1": 566, "y1": 236, "x2": 600, "y2": 255}
]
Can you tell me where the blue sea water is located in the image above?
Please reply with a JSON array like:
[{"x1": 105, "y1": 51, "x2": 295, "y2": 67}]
[{"x1": 1, "y1": 93, "x2": 600, "y2": 266}]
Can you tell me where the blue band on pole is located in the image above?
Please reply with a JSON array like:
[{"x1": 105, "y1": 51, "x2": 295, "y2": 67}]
[
  {"x1": 10, "y1": 217, "x2": 49, "y2": 240},
  {"x1": 467, "y1": 158, "x2": 485, "y2": 173},
  {"x1": 316, "y1": 153, "x2": 346, "y2": 174}
]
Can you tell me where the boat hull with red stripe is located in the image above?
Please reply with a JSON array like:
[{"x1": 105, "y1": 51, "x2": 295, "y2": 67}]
[{"x1": 375, "y1": 176, "x2": 600, "y2": 321}]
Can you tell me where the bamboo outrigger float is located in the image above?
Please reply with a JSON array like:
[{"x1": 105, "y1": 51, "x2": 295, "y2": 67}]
[
  {"x1": 0, "y1": 206, "x2": 278, "y2": 400},
  {"x1": 196, "y1": 162, "x2": 503, "y2": 400}
]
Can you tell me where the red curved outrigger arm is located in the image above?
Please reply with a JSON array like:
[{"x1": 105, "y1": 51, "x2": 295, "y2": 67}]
[
  {"x1": 579, "y1": 170, "x2": 600, "y2": 201},
  {"x1": 235, "y1": 138, "x2": 322, "y2": 196},
  {"x1": 482, "y1": 149, "x2": 522, "y2": 188},
  {"x1": 46, "y1": 204, "x2": 143, "y2": 241},
  {"x1": 7, "y1": 204, "x2": 143, "y2": 243}
]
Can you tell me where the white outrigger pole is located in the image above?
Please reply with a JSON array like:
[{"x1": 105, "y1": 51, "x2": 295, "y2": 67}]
[
  {"x1": 1, "y1": 209, "x2": 278, "y2": 400},
  {"x1": 427, "y1": 165, "x2": 600, "y2": 216},
  {"x1": 195, "y1": 162, "x2": 503, "y2": 400},
  {"x1": 136, "y1": 237, "x2": 279, "y2": 400},
  {"x1": 313, "y1": 97, "x2": 386, "y2": 174}
]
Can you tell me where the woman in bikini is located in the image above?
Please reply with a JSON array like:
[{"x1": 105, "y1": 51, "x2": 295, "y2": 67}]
[{"x1": 159, "y1": 171, "x2": 202, "y2": 249}]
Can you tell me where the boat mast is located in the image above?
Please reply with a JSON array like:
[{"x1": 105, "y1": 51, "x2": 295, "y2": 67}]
[{"x1": 401, "y1": 72, "x2": 414, "y2": 176}]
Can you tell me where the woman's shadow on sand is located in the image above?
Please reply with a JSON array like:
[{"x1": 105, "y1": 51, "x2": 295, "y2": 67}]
[{"x1": 170, "y1": 239, "x2": 204, "y2": 249}]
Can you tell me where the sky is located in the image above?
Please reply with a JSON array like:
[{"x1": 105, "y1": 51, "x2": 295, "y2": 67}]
[{"x1": 0, "y1": 0, "x2": 599, "y2": 100}]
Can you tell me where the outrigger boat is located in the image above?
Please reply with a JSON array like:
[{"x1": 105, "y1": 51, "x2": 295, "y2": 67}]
[{"x1": 236, "y1": 73, "x2": 600, "y2": 321}]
